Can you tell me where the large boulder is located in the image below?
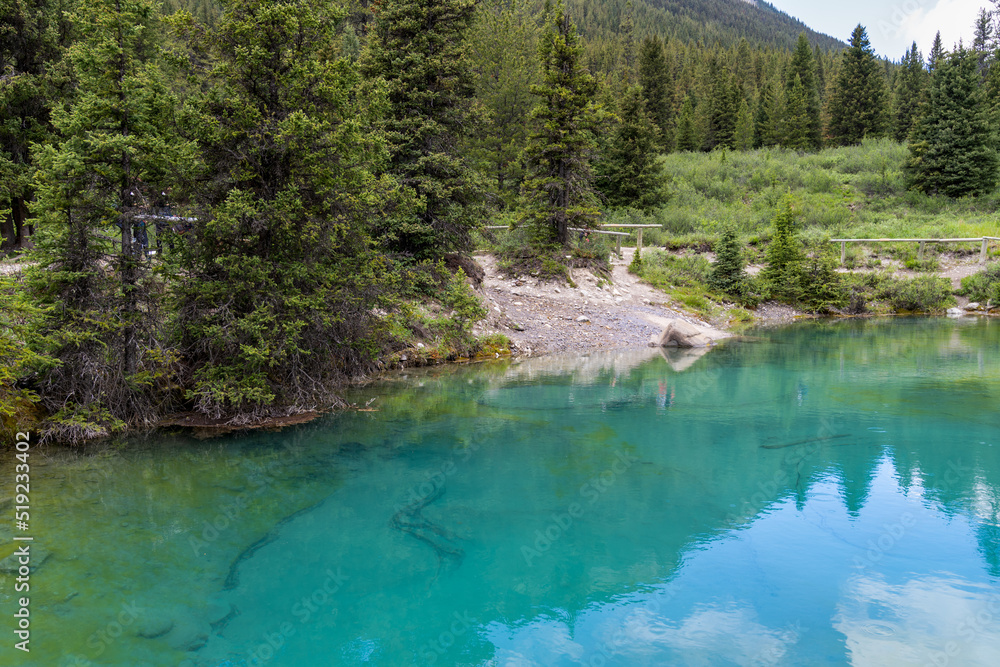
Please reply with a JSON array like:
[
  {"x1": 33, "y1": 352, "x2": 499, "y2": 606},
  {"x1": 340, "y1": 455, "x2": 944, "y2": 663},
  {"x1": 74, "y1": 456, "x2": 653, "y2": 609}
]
[{"x1": 649, "y1": 319, "x2": 714, "y2": 348}]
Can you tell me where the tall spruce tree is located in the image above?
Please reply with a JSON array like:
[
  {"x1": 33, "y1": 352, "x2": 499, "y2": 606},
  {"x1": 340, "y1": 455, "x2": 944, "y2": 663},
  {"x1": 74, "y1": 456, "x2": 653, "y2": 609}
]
[
  {"x1": 893, "y1": 42, "x2": 928, "y2": 142},
  {"x1": 828, "y1": 25, "x2": 889, "y2": 145},
  {"x1": 637, "y1": 35, "x2": 674, "y2": 150},
  {"x1": 928, "y1": 31, "x2": 945, "y2": 74},
  {"x1": 361, "y1": 0, "x2": 484, "y2": 258},
  {"x1": 783, "y1": 75, "x2": 813, "y2": 150},
  {"x1": 733, "y1": 96, "x2": 755, "y2": 150},
  {"x1": 175, "y1": 0, "x2": 394, "y2": 419},
  {"x1": 675, "y1": 94, "x2": 700, "y2": 151},
  {"x1": 466, "y1": 0, "x2": 540, "y2": 207},
  {"x1": 707, "y1": 64, "x2": 739, "y2": 150},
  {"x1": 595, "y1": 84, "x2": 668, "y2": 211},
  {"x1": 521, "y1": 0, "x2": 602, "y2": 246},
  {"x1": 973, "y1": 7, "x2": 995, "y2": 76},
  {"x1": 904, "y1": 45, "x2": 999, "y2": 198},
  {"x1": 0, "y1": 0, "x2": 70, "y2": 252},
  {"x1": 785, "y1": 33, "x2": 822, "y2": 150},
  {"x1": 755, "y1": 76, "x2": 785, "y2": 148},
  {"x1": 28, "y1": 0, "x2": 197, "y2": 441}
]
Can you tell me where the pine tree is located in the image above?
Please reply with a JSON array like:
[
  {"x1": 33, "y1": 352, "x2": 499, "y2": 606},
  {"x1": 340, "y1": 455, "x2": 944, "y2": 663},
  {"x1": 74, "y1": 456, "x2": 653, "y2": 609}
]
[
  {"x1": 973, "y1": 7, "x2": 995, "y2": 76},
  {"x1": 619, "y1": 0, "x2": 636, "y2": 85},
  {"x1": 675, "y1": 94, "x2": 700, "y2": 152},
  {"x1": 928, "y1": 31, "x2": 945, "y2": 74},
  {"x1": 0, "y1": 0, "x2": 69, "y2": 252},
  {"x1": 828, "y1": 25, "x2": 889, "y2": 146},
  {"x1": 893, "y1": 42, "x2": 928, "y2": 142},
  {"x1": 466, "y1": 0, "x2": 540, "y2": 207},
  {"x1": 595, "y1": 85, "x2": 668, "y2": 211},
  {"x1": 785, "y1": 33, "x2": 822, "y2": 150},
  {"x1": 755, "y1": 76, "x2": 785, "y2": 148},
  {"x1": 904, "y1": 45, "x2": 999, "y2": 198},
  {"x1": 638, "y1": 35, "x2": 674, "y2": 150},
  {"x1": 734, "y1": 96, "x2": 755, "y2": 150},
  {"x1": 709, "y1": 225, "x2": 748, "y2": 298},
  {"x1": 28, "y1": 0, "x2": 198, "y2": 440},
  {"x1": 361, "y1": 0, "x2": 484, "y2": 257},
  {"x1": 783, "y1": 75, "x2": 813, "y2": 150},
  {"x1": 760, "y1": 197, "x2": 805, "y2": 302},
  {"x1": 521, "y1": 0, "x2": 603, "y2": 246},
  {"x1": 175, "y1": 0, "x2": 393, "y2": 419},
  {"x1": 707, "y1": 64, "x2": 739, "y2": 150}
]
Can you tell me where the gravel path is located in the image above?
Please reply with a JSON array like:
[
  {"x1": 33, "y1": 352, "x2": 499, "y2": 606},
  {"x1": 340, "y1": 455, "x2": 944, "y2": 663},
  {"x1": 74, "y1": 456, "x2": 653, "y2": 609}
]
[{"x1": 473, "y1": 249, "x2": 732, "y2": 354}]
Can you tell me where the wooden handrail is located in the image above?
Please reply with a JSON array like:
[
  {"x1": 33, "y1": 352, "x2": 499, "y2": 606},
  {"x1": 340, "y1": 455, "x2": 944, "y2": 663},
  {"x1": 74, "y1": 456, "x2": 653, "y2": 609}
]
[{"x1": 831, "y1": 237, "x2": 997, "y2": 264}]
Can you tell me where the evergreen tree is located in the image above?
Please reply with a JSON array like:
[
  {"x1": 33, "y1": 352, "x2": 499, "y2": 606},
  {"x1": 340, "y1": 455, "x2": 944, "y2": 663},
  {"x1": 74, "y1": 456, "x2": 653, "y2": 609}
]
[
  {"x1": 928, "y1": 31, "x2": 945, "y2": 74},
  {"x1": 175, "y1": 0, "x2": 393, "y2": 419},
  {"x1": 707, "y1": 65, "x2": 739, "y2": 150},
  {"x1": 708, "y1": 225, "x2": 748, "y2": 298},
  {"x1": 760, "y1": 197, "x2": 805, "y2": 302},
  {"x1": 785, "y1": 33, "x2": 822, "y2": 149},
  {"x1": 0, "y1": 0, "x2": 70, "y2": 251},
  {"x1": 827, "y1": 25, "x2": 889, "y2": 145},
  {"x1": 675, "y1": 94, "x2": 700, "y2": 152},
  {"x1": 595, "y1": 85, "x2": 668, "y2": 212},
  {"x1": 361, "y1": 0, "x2": 484, "y2": 257},
  {"x1": 637, "y1": 35, "x2": 674, "y2": 150},
  {"x1": 893, "y1": 42, "x2": 928, "y2": 142},
  {"x1": 521, "y1": 0, "x2": 603, "y2": 246},
  {"x1": 619, "y1": 0, "x2": 636, "y2": 84},
  {"x1": 466, "y1": 0, "x2": 540, "y2": 207},
  {"x1": 28, "y1": 0, "x2": 197, "y2": 441},
  {"x1": 734, "y1": 96, "x2": 755, "y2": 150},
  {"x1": 814, "y1": 43, "x2": 827, "y2": 97},
  {"x1": 904, "y1": 45, "x2": 999, "y2": 198},
  {"x1": 783, "y1": 74, "x2": 813, "y2": 150},
  {"x1": 973, "y1": 7, "x2": 995, "y2": 76},
  {"x1": 755, "y1": 76, "x2": 785, "y2": 148}
]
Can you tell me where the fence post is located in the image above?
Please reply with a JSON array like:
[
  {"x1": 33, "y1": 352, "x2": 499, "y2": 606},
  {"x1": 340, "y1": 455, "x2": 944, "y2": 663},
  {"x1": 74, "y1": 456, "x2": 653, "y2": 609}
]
[
  {"x1": 637, "y1": 228, "x2": 644, "y2": 253},
  {"x1": 918, "y1": 241, "x2": 925, "y2": 260},
  {"x1": 841, "y1": 241, "x2": 846, "y2": 266},
  {"x1": 982, "y1": 238, "x2": 988, "y2": 264}
]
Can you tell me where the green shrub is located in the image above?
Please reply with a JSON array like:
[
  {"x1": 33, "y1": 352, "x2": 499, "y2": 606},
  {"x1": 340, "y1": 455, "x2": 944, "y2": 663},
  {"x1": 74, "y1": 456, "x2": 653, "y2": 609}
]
[
  {"x1": 708, "y1": 226, "x2": 750, "y2": 301},
  {"x1": 843, "y1": 273, "x2": 954, "y2": 312},
  {"x1": 959, "y1": 262, "x2": 1000, "y2": 304}
]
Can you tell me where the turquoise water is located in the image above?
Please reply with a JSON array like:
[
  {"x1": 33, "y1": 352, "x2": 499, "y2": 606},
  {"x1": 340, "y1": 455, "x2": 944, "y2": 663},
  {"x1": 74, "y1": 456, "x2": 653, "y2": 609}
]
[{"x1": 3, "y1": 318, "x2": 1000, "y2": 666}]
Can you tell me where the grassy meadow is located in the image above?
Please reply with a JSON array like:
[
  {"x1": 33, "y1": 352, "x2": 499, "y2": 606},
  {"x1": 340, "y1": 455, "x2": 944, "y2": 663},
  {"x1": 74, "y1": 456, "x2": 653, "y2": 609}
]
[{"x1": 605, "y1": 139, "x2": 1000, "y2": 251}]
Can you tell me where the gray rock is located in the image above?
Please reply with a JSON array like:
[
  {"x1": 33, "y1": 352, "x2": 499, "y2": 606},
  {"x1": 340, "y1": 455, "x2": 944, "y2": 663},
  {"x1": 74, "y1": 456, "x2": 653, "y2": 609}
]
[
  {"x1": 649, "y1": 319, "x2": 713, "y2": 348},
  {"x1": 576, "y1": 315, "x2": 590, "y2": 322},
  {"x1": 965, "y1": 302, "x2": 981, "y2": 310},
  {"x1": 947, "y1": 307, "x2": 964, "y2": 317},
  {"x1": 135, "y1": 615, "x2": 174, "y2": 640}
]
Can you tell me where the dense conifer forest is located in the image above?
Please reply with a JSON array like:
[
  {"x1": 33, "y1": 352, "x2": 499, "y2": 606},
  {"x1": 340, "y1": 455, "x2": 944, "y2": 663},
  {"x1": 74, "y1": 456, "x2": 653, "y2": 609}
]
[{"x1": 2, "y1": 0, "x2": 999, "y2": 443}]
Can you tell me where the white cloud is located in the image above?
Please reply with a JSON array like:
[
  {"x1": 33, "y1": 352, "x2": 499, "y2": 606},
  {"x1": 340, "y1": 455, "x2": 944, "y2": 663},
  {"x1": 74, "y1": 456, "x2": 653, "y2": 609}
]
[{"x1": 891, "y1": 0, "x2": 987, "y2": 56}]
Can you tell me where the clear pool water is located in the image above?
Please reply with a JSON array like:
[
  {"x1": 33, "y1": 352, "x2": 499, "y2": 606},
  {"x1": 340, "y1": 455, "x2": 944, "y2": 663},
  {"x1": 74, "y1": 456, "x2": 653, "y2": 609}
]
[{"x1": 3, "y1": 317, "x2": 1000, "y2": 666}]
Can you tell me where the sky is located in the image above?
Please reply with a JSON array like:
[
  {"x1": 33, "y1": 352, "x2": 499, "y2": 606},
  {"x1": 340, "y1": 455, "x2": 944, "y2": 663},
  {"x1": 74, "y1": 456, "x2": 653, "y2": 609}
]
[{"x1": 766, "y1": 0, "x2": 994, "y2": 60}]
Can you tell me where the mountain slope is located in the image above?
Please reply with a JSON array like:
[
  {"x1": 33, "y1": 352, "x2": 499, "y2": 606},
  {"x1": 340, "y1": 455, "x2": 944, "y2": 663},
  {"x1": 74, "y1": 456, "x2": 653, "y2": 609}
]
[{"x1": 565, "y1": 0, "x2": 847, "y2": 52}]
